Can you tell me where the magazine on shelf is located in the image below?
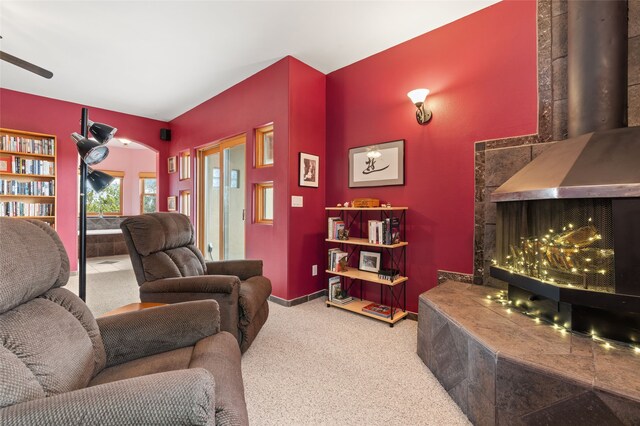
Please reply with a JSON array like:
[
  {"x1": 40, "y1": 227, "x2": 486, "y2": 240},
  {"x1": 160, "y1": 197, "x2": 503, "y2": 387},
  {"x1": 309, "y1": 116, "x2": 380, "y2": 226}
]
[{"x1": 362, "y1": 302, "x2": 392, "y2": 318}]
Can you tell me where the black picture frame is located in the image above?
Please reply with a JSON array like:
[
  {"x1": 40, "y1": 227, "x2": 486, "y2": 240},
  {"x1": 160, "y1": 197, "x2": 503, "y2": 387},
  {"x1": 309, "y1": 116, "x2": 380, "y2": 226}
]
[{"x1": 299, "y1": 152, "x2": 319, "y2": 188}]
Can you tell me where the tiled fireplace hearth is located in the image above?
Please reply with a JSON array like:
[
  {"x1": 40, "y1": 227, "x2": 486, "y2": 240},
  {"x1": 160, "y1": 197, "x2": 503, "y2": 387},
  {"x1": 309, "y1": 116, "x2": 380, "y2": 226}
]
[{"x1": 418, "y1": 281, "x2": 640, "y2": 425}]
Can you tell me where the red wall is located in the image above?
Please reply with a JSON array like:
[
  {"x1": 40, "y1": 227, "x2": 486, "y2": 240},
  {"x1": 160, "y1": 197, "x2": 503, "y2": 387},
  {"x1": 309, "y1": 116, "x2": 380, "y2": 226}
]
[
  {"x1": 287, "y1": 58, "x2": 326, "y2": 299},
  {"x1": 325, "y1": 0, "x2": 538, "y2": 311},
  {"x1": 168, "y1": 57, "x2": 327, "y2": 301},
  {"x1": 0, "y1": 88, "x2": 170, "y2": 270},
  {"x1": 168, "y1": 58, "x2": 292, "y2": 299}
]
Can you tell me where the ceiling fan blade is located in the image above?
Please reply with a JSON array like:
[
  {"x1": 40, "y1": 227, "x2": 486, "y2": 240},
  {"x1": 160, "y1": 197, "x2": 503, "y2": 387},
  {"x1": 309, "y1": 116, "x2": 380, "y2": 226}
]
[{"x1": 0, "y1": 51, "x2": 53, "y2": 79}]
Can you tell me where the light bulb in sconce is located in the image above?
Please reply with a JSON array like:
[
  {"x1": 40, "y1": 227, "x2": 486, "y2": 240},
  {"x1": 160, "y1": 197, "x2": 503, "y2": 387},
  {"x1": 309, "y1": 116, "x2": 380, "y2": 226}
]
[{"x1": 407, "y1": 88, "x2": 432, "y2": 125}]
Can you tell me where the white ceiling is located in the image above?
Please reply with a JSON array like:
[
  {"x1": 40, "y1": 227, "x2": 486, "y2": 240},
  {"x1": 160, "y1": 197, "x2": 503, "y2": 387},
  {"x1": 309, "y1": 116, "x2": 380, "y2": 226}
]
[{"x1": 0, "y1": 1, "x2": 498, "y2": 122}]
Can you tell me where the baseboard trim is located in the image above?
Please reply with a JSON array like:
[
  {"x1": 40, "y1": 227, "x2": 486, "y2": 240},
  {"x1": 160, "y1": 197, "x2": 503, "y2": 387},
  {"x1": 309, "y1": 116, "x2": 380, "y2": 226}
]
[{"x1": 269, "y1": 289, "x2": 327, "y2": 307}]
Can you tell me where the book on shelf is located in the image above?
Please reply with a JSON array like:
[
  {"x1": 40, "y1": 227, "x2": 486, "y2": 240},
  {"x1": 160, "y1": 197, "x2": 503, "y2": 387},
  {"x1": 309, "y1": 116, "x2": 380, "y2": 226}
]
[
  {"x1": 368, "y1": 218, "x2": 401, "y2": 245},
  {"x1": 390, "y1": 217, "x2": 401, "y2": 244},
  {"x1": 0, "y1": 135, "x2": 55, "y2": 155},
  {"x1": 0, "y1": 179, "x2": 55, "y2": 196},
  {"x1": 328, "y1": 249, "x2": 348, "y2": 272},
  {"x1": 332, "y1": 293, "x2": 353, "y2": 304},
  {"x1": 362, "y1": 302, "x2": 392, "y2": 318},
  {"x1": 327, "y1": 216, "x2": 342, "y2": 239},
  {"x1": 328, "y1": 276, "x2": 341, "y2": 302}
]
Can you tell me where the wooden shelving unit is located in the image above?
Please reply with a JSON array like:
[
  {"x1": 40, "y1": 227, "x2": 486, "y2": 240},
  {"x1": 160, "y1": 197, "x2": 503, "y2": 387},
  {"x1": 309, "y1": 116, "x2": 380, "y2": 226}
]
[
  {"x1": 326, "y1": 206, "x2": 408, "y2": 326},
  {"x1": 0, "y1": 128, "x2": 57, "y2": 227}
]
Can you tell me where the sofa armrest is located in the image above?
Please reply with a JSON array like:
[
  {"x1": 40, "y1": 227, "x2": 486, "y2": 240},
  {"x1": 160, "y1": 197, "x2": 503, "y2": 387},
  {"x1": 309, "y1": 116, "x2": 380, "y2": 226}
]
[
  {"x1": 0, "y1": 369, "x2": 215, "y2": 426},
  {"x1": 97, "y1": 300, "x2": 220, "y2": 367},
  {"x1": 206, "y1": 259, "x2": 263, "y2": 280},
  {"x1": 140, "y1": 275, "x2": 240, "y2": 294}
]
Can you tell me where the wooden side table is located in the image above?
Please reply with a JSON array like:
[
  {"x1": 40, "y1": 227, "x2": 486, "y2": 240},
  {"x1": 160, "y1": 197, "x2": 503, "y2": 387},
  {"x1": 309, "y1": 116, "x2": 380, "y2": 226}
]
[{"x1": 100, "y1": 302, "x2": 167, "y2": 317}]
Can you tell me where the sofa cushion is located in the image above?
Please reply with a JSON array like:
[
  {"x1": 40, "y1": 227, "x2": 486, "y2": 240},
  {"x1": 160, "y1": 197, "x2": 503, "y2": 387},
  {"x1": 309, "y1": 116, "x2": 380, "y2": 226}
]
[
  {"x1": 89, "y1": 346, "x2": 193, "y2": 387},
  {"x1": 0, "y1": 219, "x2": 69, "y2": 315},
  {"x1": 0, "y1": 294, "x2": 98, "y2": 400},
  {"x1": 0, "y1": 346, "x2": 45, "y2": 409}
]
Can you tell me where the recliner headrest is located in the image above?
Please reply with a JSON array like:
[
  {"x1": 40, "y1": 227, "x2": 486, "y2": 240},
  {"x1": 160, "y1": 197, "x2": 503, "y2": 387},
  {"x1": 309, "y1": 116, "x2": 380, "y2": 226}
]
[
  {"x1": 0, "y1": 218, "x2": 69, "y2": 314},
  {"x1": 120, "y1": 213, "x2": 196, "y2": 256}
]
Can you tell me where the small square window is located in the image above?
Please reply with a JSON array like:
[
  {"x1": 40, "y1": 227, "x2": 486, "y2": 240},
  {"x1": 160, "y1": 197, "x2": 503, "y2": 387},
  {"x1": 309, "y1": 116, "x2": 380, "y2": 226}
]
[
  {"x1": 256, "y1": 125, "x2": 274, "y2": 167},
  {"x1": 255, "y1": 182, "x2": 273, "y2": 224}
]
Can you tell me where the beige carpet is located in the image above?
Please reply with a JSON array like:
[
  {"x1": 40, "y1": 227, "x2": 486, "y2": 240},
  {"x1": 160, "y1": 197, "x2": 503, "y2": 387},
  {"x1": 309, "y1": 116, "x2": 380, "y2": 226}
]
[{"x1": 68, "y1": 255, "x2": 469, "y2": 425}]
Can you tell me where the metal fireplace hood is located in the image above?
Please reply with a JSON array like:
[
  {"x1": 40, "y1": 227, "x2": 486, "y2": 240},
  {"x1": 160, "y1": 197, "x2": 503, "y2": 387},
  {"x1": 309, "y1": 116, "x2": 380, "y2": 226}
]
[{"x1": 491, "y1": 126, "x2": 640, "y2": 202}]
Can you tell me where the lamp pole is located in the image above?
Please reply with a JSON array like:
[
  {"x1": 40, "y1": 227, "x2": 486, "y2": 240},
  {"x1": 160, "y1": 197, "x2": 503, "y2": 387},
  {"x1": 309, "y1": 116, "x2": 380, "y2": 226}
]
[{"x1": 79, "y1": 107, "x2": 89, "y2": 302}]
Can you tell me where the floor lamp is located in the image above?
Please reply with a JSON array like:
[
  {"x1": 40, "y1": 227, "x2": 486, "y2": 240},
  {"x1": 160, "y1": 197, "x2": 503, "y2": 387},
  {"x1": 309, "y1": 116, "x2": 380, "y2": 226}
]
[{"x1": 72, "y1": 107, "x2": 117, "y2": 301}]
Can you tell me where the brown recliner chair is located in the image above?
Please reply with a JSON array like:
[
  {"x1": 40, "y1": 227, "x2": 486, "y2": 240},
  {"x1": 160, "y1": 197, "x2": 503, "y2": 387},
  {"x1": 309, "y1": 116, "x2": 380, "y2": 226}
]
[
  {"x1": 121, "y1": 212, "x2": 271, "y2": 353},
  {"x1": 0, "y1": 218, "x2": 248, "y2": 425}
]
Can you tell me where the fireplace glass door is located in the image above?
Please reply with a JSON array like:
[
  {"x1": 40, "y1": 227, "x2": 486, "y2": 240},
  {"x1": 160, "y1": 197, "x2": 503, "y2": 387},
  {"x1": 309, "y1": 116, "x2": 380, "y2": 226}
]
[{"x1": 495, "y1": 199, "x2": 615, "y2": 293}]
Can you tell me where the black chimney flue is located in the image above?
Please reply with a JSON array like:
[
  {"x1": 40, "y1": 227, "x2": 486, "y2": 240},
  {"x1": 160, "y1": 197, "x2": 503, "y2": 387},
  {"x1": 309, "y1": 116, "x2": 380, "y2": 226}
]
[{"x1": 567, "y1": 0, "x2": 627, "y2": 137}]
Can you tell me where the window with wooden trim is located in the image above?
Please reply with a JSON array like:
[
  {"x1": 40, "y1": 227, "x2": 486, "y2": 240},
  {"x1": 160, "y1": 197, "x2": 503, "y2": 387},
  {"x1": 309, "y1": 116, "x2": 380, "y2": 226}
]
[
  {"x1": 255, "y1": 182, "x2": 273, "y2": 224},
  {"x1": 139, "y1": 172, "x2": 157, "y2": 214},
  {"x1": 86, "y1": 170, "x2": 124, "y2": 216},
  {"x1": 255, "y1": 124, "x2": 274, "y2": 167},
  {"x1": 179, "y1": 150, "x2": 191, "y2": 180},
  {"x1": 180, "y1": 190, "x2": 191, "y2": 217}
]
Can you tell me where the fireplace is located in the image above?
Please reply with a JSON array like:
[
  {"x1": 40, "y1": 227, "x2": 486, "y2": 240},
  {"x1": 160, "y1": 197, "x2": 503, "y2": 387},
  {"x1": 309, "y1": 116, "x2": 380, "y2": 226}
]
[{"x1": 488, "y1": 1, "x2": 640, "y2": 344}]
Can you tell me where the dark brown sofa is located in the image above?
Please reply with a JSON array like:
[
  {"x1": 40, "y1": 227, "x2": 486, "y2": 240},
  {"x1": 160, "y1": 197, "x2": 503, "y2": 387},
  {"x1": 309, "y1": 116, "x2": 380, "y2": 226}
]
[
  {"x1": 120, "y1": 212, "x2": 271, "y2": 353},
  {"x1": 0, "y1": 218, "x2": 248, "y2": 425}
]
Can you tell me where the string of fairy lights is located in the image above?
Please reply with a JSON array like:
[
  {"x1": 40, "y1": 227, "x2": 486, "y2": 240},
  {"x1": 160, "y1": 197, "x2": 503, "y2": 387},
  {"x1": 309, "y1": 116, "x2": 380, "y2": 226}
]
[
  {"x1": 495, "y1": 218, "x2": 614, "y2": 291},
  {"x1": 484, "y1": 290, "x2": 640, "y2": 354}
]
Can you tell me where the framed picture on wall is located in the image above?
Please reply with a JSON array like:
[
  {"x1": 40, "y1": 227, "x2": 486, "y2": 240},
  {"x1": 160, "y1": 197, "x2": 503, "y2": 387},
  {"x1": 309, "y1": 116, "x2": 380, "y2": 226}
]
[
  {"x1": 359, "y1": 251, "x2": 381, "y2": 273},
  {"x1": 167, "y1": 196, "x2": 177, "y2": 212},
  {"x1": 348, "y1": 140, "x2": 404, "y2": 188},
  {"x1": 299, "y1": 152, "x2": 319, "y2": 188},
  {"x1": 168, "y1": 156, "x2": 177, "y2": 174}
]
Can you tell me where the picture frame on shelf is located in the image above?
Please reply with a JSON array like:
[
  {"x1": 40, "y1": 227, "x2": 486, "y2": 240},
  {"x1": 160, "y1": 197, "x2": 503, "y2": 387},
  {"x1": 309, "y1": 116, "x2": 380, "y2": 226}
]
[
  {"x1": 359, "y1": 250, "x2": 381, "y2": 273},
  {"x1": 167, "y1": 196, "x2": 177, "y2": 212},
  {"x1": 0, "y1": 156, "x2": 11, "y2": 173},
  {"x1": 168, "y1": 156, "x2": 177, "y2": 174},
  {"x1": 348, "y1": 139, "x2": 404, "y2": 188},
  {"x1": 299, "y1": 152, "x2": 319, "y2": 188}
]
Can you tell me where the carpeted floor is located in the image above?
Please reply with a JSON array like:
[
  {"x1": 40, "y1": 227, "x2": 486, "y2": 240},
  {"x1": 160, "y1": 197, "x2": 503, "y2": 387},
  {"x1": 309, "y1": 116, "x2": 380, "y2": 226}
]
[{"x1": 69, "y1": 255, "x2": 469, "y2": 425}]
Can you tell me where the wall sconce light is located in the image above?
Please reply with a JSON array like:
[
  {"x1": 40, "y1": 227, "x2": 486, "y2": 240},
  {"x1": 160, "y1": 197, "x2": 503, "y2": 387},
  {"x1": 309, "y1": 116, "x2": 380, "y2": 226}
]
[{"x1": 407, "y1": 88, "x2": 432, "y2": 125}]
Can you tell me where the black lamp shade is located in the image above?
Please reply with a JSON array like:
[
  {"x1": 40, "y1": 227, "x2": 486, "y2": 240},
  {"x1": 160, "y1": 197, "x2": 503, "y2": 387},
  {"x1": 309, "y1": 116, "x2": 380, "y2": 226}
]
[
  {"x1": 87, "y1": 120, "x2": 117, "y2": 144},
  {"x1": 72, "y1": 132, "x2": 109, "y2": 165},
  {"x1": 87, "y1": 169, "x2": 115, "y2": 192}
]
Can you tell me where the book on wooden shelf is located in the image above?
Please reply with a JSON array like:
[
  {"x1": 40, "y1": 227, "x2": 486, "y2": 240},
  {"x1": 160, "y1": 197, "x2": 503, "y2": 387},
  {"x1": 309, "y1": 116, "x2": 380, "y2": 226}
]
[
  {"x1": 328, "y1": 249, "x2": 348, "y2": 272},
  {"x1": 0, "y1": 135, "x2": 55, "y2": 155},
  {"x1": 327, "y1": 216, "x2": 342, "y2": 239},
  {"x1": 332, "y1": 293, "x2": 353, "y2": 305},
  {"x1": 328, "y1": 276, "x2": 341, "y2": 302},
  {"x1": 362, "y1": 302, "x2": 392, "y2": 318}
]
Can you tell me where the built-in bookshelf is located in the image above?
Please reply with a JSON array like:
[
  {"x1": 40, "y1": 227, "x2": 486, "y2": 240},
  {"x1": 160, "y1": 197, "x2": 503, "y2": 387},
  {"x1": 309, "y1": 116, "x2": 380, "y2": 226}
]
[
  {"x1": 325, "y1": 206, "x2": 408, "y2": 326},
  {"x1": 0, "y1": 129, "x2": 57, "y2": 227}
]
